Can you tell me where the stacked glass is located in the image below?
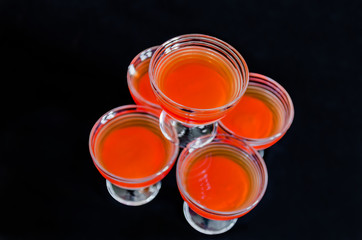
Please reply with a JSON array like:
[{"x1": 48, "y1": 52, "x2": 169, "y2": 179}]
[{"x1": 89, "y1": 34, "x2": 294, "y2": 234}]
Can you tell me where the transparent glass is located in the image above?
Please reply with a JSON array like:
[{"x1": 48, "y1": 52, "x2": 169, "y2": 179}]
[
  {"x1": 176, "y1": 134, "x2": 268, "y2": 234},
  {"x1": 89, "y1": 105, "x2": 178, "y2": 206},
  {"x1": 149, "y1": 34, "x2": 249, "y2": 148},
  {"x1": 127, "y1": 46, "x2": 161, "y2": 109},
  {"x1": 219, "y1": 73, "x2": 294, "y2": 150}
]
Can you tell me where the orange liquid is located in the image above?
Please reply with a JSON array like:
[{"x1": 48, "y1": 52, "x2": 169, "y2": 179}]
[
  {"x1": 157, "y1": 47, "x2": 237, "y2": 109},
  {"x1": 95, "y1": 114, "x2": 174, "y2": 187},
  {"x1": 221, "y1": 91, "x2": 280, "y2": 139},
  {"x1": 131, "y1": 60, "x2": 159, "y2": 106},
  {"x1": 134, "y1": 71, "x2": 159, "y2": 106},
  {"x1": 181, "y1": 144, "x2": 256, "y2": 220}
]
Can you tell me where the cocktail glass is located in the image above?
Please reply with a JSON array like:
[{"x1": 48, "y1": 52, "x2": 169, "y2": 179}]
[
  {"x1": 127, "y1": 46, "x2": 161, "y2": 109},
  {"x1": 219, "y1": 73, "x2": 294, "y2": 156},
  {"x1": 176, "y1": 134, "x2": 268, "y2": 234},
  {"x1": 89, "y1": 105, "x2": 178, "y2": 206},
  {"x1": 149, "y1": 34, "x2": 249, "y2": 148}
]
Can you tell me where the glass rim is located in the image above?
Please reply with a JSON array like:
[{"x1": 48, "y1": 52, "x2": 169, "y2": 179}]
[
  {"x1": 89, "y1": 104, "x2": 179, "y2": 185},
  {"x1": 176, "y1": 134, "x2": 268, "y2": 218},
  {"x1": 149, "y1": 33, "x2": 249, "y2": 114},
  {"x1": 219, "y1": 72, "x2": 295, "y2": 144},
  {"x1": 127, "y1": 46, "x2": 161, "y2": 110}
]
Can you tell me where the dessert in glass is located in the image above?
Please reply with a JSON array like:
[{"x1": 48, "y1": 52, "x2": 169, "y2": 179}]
[
  {"x1": 89, "y1": 105, "x2": 178, "y2": 206},
  {"x1": 219, "y1": 73, "x2": 294, "y2": 156},
  {"x1": 177, "y1": 134, "x2": 268, "y2": 234},
  {"x1": 149, "y1": 34, "x2": 249, "y2": 148}
]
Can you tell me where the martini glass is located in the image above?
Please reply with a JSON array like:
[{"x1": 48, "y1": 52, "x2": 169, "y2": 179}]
[
  {"x1": 219, "y1": 72, "x2": 294, "y2": 156},
  {"x1": 149, "y1": 34, "x2": 249, "y2": 148},
  {"x1": 89, "y1": 105, "x2": 178, "y2": 206},
  {"x1": 176, "y1": 134, "x2": 268, "y2": 234},
  {"x1": 127, "y1": 46, "x2": 161, "y2": 109}
]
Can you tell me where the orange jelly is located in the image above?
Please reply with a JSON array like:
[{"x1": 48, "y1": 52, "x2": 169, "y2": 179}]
[
  {"x1": 181, "y1": 144, "x2": 256, "y2": 220},
  {"x1": 130, "y1": 60, "x2": 159, "y2": 106},
  {"x1": 186, "y1": 155, "x2": 250, "y2": 212},
  {"x1": 221, "y1": 95, "x2": 275, "y2": 139},
  {"x1": 95, "y1": 114, "x2": 174, "y2": 188},
  {"x1": 156, "y1": 47, "x2": 238, "y2": 110},
  {"x1": 221, "y1": 87, "x2": 281, "y2": 141}
]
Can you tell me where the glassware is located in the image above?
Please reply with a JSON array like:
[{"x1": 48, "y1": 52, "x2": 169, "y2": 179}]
[
  {"x1": 176, "y1": 134, "x2": 268, "y2": 234},
  {"x1": 89, "y1": 105, "x2": 178, "y2": 206},
  {"x1": 149, "y1": 34, "x2": 249, "y2": 148},
  {"x1": 127, "y1": 46, "x2": 161, "y2": 109},
  {"x1": 219, "y1": 73, "x2": 294, "y2": 154}
]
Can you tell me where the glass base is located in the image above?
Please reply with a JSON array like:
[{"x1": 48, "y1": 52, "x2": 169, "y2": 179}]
[
  {"x1": 183, "y1": 202, "x2": 237, "y2": 235},
  {"x1": 159, "y1": 111, "x2": 217, "y2": 148},
  {"x1": 106, "y1": 180, "x2": 161, "y2": 206}
]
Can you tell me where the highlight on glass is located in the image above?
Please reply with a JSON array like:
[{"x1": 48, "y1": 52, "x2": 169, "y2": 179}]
[
  {"x1": 176, "y1": 134, "x2": 268, "y2": 234},
  {"x1": 219, "y1": 72, "x2": 294, "y2": 150},
  {"x1": 89, "y1": 105, "x2": 179, "y2": 206},
  {"x1": 127, "y1": 46, "x2": 161, "y2": 109},
  {"x1": 149, "y1": 34, "x2": 249, "y2": 148}
]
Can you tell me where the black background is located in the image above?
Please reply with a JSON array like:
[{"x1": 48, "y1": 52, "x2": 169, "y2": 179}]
[{"x1": 0, "y1": 0, "x2": 361, "y2": 239}]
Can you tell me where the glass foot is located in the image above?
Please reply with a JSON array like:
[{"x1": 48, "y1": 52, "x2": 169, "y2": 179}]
[
  {"x1": 106, "y1": 180, "x2": 161, "y2": 206},
  {"x1": 159, "y1": 111, "x2": 217, "y2": 148},
  {"x1": 183, "y1": 202, "x2": 237, "y2": 235}
]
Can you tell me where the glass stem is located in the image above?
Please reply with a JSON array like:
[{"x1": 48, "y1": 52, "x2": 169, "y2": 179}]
[
  {"x1": 106, "y1": 180, "x2": 161, "y2": 206},
  {"x1": 183, "y1": 202, "x2": 237, "y2": 235},
  {"x1": 159, "y1": 110, "x2": 217, "y2": 148},
  {"x1": 258, "y1": 149, "x2": 264, "y2": 157}
]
